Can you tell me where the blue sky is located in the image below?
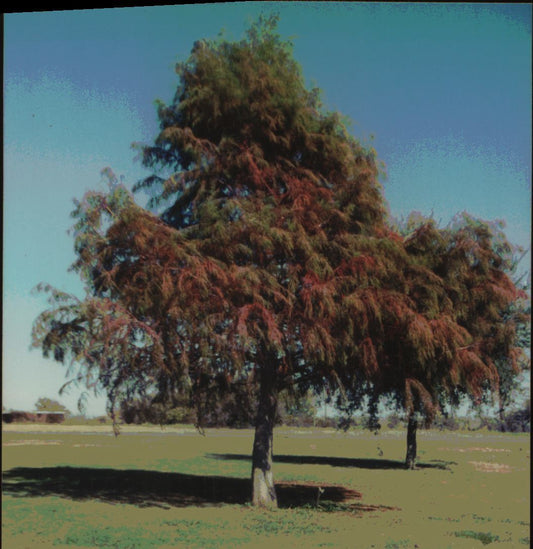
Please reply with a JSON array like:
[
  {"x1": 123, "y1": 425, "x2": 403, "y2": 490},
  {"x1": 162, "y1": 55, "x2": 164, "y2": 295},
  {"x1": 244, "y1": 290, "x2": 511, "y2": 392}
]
[{"x1": 3, "y1": 3, "x2": 531, "y2": 416}]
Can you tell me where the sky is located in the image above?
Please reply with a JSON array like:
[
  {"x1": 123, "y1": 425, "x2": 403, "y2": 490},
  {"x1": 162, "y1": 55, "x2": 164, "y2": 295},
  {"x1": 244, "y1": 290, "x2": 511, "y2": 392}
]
[{"x1": 3, "y1": 3, "x2": 531, "y2": 417}]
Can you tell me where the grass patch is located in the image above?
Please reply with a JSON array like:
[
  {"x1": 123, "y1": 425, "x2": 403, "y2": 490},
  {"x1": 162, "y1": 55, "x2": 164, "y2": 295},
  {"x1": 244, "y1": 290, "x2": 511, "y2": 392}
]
[
  {"x1": 2, "y1": 426, "x2": 530, "y2": 548},
  {"x1": 58, "y1": 524, "x2": 170, "y2": 548},
  {"x1": 244, "y1": 510, "x2": 332, "y2": 536},
  {"x1": 470, "y1": 513, "x2": 492, "y2": 523},
  {"x1": 453, "y1": 530, "x2": 500, "y2": 545},
  {"x1": 384, "y1": 540, "x2": 410, "y2": 549}
]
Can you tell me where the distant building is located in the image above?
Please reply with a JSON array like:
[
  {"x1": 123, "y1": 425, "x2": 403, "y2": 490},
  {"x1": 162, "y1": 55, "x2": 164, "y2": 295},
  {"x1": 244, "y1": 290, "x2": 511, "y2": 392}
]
[{"x1": 2, "y1": 411, "x2": 66, "y2": 424}]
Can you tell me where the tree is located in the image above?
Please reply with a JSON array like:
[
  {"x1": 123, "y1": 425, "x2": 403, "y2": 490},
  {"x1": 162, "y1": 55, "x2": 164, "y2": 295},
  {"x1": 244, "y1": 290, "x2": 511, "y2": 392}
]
[
  {"x1": 335, "y1": 215, "x2": 477, "y2": 468},
  {"x1": 134, "y1": 16, "x2": 394, "y2": 507},
  {"x1": 396, "y1": 214, "x2": 529, "y2": 467},
  {"x1": 33, "y1": 15, "x2": 397, "y2": 507},
  {"x1": 35, "y1": 397, "x2": 70, "y2": 415},
  {"x1": 405, "y1": 214, "x2": 527, "y2": 466},
  {"x1": 502, "y1": 399, "x2": 530, "y2": 432},
  {"x1": 336, "y1": 212, "x2": 529, "y2": 468}
]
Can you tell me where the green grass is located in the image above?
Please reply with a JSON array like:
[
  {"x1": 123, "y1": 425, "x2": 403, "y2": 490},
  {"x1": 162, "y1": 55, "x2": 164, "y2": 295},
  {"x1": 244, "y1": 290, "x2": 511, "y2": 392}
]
[
  {"x1": 2, "y1": 424, "x2": 530, "y2": 548},
  {"x1": 453, "y1": 530, "x2": 500, "y2": 545}
]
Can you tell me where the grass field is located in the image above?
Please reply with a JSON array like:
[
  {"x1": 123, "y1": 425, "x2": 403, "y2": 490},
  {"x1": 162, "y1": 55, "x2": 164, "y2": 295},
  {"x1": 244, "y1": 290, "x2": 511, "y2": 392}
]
[{"x1": 2, "y1": 424, "x2": 530, "y2": 548}]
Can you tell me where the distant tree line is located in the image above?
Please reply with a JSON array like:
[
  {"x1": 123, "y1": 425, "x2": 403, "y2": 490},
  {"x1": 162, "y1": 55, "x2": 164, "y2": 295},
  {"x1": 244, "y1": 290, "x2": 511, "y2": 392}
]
[
  {"x1": 117, "y1": 391, "x2": 530, "y2": 433},
  {"x1": 118, "y1": 386, "x2": 322, "y2": 428}
]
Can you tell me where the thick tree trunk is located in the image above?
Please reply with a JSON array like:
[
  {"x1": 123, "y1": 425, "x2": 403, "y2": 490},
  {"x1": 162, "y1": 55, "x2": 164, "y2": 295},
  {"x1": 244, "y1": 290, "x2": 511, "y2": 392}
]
[
  {"x1": 251, "y1": 364, "x2": 278, "y2": 508},
  {"x1": 405, "y1": 412, "x2": 418, "y2": 470}
]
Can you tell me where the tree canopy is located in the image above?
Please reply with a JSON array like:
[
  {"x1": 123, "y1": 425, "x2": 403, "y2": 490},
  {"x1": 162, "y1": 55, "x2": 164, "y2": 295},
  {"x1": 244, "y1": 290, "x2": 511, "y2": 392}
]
[{"x1": 34, "y1": 397, "x2": 70, "y2": 414}]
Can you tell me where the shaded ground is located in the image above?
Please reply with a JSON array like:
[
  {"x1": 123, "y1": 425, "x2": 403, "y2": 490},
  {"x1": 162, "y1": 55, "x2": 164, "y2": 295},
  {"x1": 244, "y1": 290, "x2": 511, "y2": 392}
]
[
  {"x1": 210, "y1": 453, "x2": 456, "y2": 470},
  {"x1": 2, "y1": 466, "x2": 392, "y2": 512}
]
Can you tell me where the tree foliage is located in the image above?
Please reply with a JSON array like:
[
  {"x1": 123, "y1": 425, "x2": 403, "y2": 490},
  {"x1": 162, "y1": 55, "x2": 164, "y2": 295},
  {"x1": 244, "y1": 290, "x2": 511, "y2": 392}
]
[
  {"x1": 32, "y1": 15, "x2": 395, "y2": 505},
  {"x1": 34, "y1": 397, "x2": 69, "y2": 414},
  {"x1": 337, "y1": 211, "x2": 529, "y2": 466}
]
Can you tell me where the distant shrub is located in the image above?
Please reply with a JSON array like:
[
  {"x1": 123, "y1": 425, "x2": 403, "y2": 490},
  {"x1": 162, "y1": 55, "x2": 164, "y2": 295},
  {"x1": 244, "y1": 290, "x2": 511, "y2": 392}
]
[
  {"x1": 500, "y1": 402, "x2": 530, "y2": 433},
  {"x1": 453, "y1": 530, "x2": 500, "y2": 545},
  {"x1": 479, "y1": 416, "x2": 500, "y2": 431},
  {"x1": 277, "y1": 391, "x2": 318, "y2": 427},
  {"x1": 432, "y1": 414, "x2": 479, "y2": 431},
  {"x1": 165, "y1": 407, "x2": 195, "y2": 425},
  {"x1": 315, "y1": 417, "x2": 338, "y2": 428},
  {"x1": 283, "y1": 414, "x2": 315, "y2": 427},
  {"x1": 386, "y1": 414, "x2": 403, "y2": 430},
  {"x1": 120, "y1": 399, "x2": 199, "y2": 426}
]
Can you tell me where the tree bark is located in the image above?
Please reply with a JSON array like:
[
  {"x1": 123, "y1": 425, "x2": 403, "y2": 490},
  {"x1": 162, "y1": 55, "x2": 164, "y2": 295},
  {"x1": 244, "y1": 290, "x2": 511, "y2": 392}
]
[
  {"x1": 498, "y1": 406, "x2": 507, "y2": 432},
  {"x1": 405, "y1": 412, "x2": 418, "y2": 470},
  {"x1": 251, "y1": 362, "x2": 278, "y2": 508}
]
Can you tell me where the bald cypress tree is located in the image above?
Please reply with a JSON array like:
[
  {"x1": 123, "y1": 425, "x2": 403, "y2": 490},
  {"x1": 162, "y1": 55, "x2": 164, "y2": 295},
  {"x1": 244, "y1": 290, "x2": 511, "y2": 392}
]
[
  {"x1": 136, "y1": 16, "x2": 389, "y2": 506},
  {"x1": 33, "y1": 16, "x2": 394, "y2": 507},
  {"x1": 335, "y1": 211, "x2": 528, "y2": 469},
  {"x1": 386, "y1": 213, "x2": 529, "y2": 468},
  {"x1": 336, "y1": 217, "x2": 476, "y2": 468}
]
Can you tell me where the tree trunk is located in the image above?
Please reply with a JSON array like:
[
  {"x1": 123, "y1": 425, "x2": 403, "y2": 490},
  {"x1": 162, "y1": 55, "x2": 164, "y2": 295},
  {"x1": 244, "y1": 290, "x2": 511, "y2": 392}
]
[
  {"x1": 405, "y1": 412, "x2": 418, "y2": 470},
  {"x1": 251, "y1": 363, "x2": 278, "y2": 508},
  {"x1": 498, "y1": 406, "x2": 507, "y2": 432}
]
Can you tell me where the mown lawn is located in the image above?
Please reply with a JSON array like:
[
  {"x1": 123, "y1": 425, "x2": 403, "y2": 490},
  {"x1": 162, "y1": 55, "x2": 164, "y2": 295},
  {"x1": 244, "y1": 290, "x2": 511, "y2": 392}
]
[{"x1": 2, "y1": 424, "x2": 530, "y2": 548}]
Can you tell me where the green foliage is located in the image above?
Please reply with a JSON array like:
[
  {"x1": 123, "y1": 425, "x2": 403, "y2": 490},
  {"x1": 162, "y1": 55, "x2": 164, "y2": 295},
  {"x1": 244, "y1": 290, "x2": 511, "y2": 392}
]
[
  {"x1": 385, "y1": 213, "x2": 527, "y2": 418},
  {"x1": 34, "y1": 397, "x2": 69, "y2": 414},
  {"x1": 453, "y1": 530, "x2": 500, "y2": 545},
  {"x1": 278, "y1": 389, "x2": 318, "y2": 427}
]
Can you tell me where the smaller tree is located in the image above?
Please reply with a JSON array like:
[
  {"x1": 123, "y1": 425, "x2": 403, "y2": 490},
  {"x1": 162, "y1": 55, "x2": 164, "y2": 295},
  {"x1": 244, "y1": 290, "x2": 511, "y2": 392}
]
[
  {"x1": 401, "y1": 213, "x2": 529, "y2": 466},
  {"x1": 35, "y1": 397, "x2": 70, "y2": 415},
  {"x1": 342, "y1": 217, "x2": 474, "y2": 469},
  {"x1": 338, "y1": 212, "x2": 529, "y2": 469}
]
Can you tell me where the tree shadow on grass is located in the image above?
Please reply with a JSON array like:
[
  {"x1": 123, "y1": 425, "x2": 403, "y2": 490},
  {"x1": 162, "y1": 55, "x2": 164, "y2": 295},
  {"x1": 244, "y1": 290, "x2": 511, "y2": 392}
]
[
  {"x1": 210, "y1": 454, "x2": 455, "y2": 470},
  {"x1": 2, "y1": 466, "x2": 389, "y2": 511}
]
